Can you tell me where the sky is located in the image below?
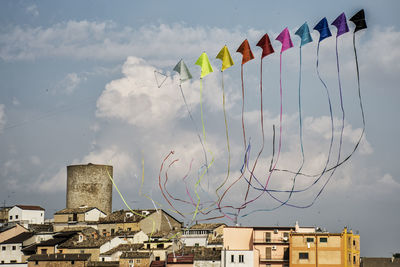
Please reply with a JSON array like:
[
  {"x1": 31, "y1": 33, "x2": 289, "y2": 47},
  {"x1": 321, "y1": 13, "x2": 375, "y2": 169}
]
[{"x1": 0, "y1": 0, "x2": 399, "y2": 257}]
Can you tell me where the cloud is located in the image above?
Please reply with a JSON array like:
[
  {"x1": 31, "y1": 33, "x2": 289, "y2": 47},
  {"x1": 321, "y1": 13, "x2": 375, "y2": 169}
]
[
  {"x1": 35, "y1": 146, "x2": 136, "y2": 193},
  {"x1": 53, "y1": 72, "x2": 83, "y2": 94},
  {"x1": 0, "y1": 104, "x2": 6, "y2": 133},
  {"x1": 0, "y1": 21, "x2": 253, "y2": 63},
  {"x1": 25, "y1": 4, "x2": 39, "y2": 17}
]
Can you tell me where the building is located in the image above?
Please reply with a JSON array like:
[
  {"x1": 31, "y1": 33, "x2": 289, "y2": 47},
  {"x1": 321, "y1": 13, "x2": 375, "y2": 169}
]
[
  {"x1": 27, "y1": 253, "x2": 91, "y2": 267},
  {"x1": 222, "y1": 226, "x2": 256, "y2": 267},
  {"x1": 0, "y1": 223, "x2": 28, "y2": 243},
  {"x1": 8, "y1": 205, "x2": 45, "y2": 226},
  {"x1": 360, "y1": 257, "x2": 400, "y2": 267},
  {"x1": 98, "y1": 209, "x2": 182, "y2": 236},
  {"x1": 181, "y1": 223, "x2": 225, "y2": 248},
  {"x1": 0, "y1": 232, "x2": 34, "y2": 264},
  {"x1": 290, "y1": 227, "x2": 360, "y2": 267},
  {"x1": 53, "y1": 207, "x2": 106, "y2": 232},
  {"x1": 119, "y1": 251, "x2": 153, "y2": 267},
  {"x1": 66, "y1": 164, "x2": 113, "y2": 215}
]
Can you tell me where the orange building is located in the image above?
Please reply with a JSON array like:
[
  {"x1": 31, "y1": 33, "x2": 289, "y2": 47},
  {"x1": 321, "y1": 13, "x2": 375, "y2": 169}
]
[{"x1": 290, "y1": 227, "x2": 360, "y2": 267}]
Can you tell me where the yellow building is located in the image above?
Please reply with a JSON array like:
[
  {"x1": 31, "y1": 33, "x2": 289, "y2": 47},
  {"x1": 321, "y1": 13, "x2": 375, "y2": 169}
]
[{"x1": 290, "y1": 227, "x2": 360, "y2": 267}]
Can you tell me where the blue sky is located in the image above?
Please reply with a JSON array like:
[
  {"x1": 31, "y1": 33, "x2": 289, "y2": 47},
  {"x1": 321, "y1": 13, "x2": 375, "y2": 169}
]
[{"x1": 0, "y1": 0, "x2": 399, "y2": 257}]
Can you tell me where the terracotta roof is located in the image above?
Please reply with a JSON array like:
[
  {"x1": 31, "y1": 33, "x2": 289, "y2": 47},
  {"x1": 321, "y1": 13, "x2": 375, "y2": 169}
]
[
  {"x1": 150, "y1": 260, "x2": 165, "y2": 267},
  {"x1": 28, "y1": 224, "x2": 53, "y2": 233},
  {"x1": 120, "y1": 251, "x2": 152, "y2": 259},
  {"x1": 14, "y1": 205, "x2": 45, "y2": 211},
  {"x1": 207, "y1": 235, "x2": 223, "y2": 245},
  {"x1": 101, "y1": 243, "x2": 143, "y2": 255},
  {"x1": 98, "y1": 209, "x2": 156, "y2": 224},
  {"x1": 0, "y1": 232, "x2": 34, "y2": 244},
  {"x1": 175, "y1": 246, "x2": 221, "y2": 261},
  {"x1": 37, "y1": 237, "x2": 69, "y2": 246},
  {"x1": 55, "y1": 207, "x2": 102, "y2": 214},
  {"x1": 28, "y1": 253, "x2": 91, "y2": 261},
  {"x1": 149, "y1": 230, "x2": 180, "y2": 239},
  {"x1": 58, "y1": 235, "x2": 111, "y2": 249},
  {"x1": 190, "y1": 223, "x2": 225, "y2": 230},
  {"x1": 167, "y1": 253, "x2": 194, "y2": 263}
]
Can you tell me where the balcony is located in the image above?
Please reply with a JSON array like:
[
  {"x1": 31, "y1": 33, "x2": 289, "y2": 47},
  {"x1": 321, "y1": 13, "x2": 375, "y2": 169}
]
[
  {"x1": 259, "y1": 258, "x2": 289, "y2": 263},
  {"x1": 253, "y1": 237, "x2": 289, "y2": 244}
]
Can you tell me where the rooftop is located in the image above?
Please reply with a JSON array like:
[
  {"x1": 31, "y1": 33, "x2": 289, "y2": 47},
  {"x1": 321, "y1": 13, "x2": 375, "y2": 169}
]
[
  {"x1": 98, "y1": 209, "x2": 156, "y2": 224},
  {"x1": 28, "y1": 253, "x2": 91, "y2": 261},
  {"x1": 13, "y1": 205, "x2": 45, "y2": 211},
  {"x1": 189, "y1": 223, "x2": 226, "y2": 230},
  {"x1": 0, "y1": 232, "x2": 34, "y2": 244},
  {"x1": 55, "y1": 207, "x2": 102, "y2": 215},
  {"x1": 120, "y1": 251, "x2": 152, "y2": 259},
  {"x1": 101, "y1": 243, "x2": 144, "y2": 256},
  {"x1": 59, "y1": 235, "x2": 111, "y2": 249}
]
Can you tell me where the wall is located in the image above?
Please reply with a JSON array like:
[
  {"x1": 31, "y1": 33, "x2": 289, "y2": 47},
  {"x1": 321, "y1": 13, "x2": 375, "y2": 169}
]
[
  {"x1": 119, "y1": 258, "x2": 151, "y2": 267},
  {"x1": 0, "y1": 243, "x2": 23, "y2": 264},
  {"x1": 8, "y1": 208, "x2": 44, "y2": 225},
  {"x1": 194, "y1": 260, "x2": 221, "y2": 267},
  {"x1": 97, "y1": 222, "x2": 140, "y2": 236},
  {"x1": 27, "y1": 261, "x2": 86, "y2": 267},
  {"x1": 66, "y1": 164, "x2": 113, "y2": 214},
  {"x1": 223, "y1": 227, "x2": 253, "y2": 250},
  {"x1": 62, "y1": 248, "x2": 100, "y2": 261},
  {"x1": 222, "y1": 250, "x2": 254, "y2": 267}
]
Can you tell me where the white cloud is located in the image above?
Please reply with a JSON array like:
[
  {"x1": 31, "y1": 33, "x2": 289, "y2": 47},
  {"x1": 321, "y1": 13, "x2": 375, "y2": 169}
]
[
  {"x1": 36, "y1": 146, "x2": 136, "y2": 192},
  {"x1": 0, "y1": 104, "x2": 6, "y2": 133},
  {"x1": 25, "y1": 4, "x2": 39, "y2": 17},
  {"x1": 54, "y1": 72, "x2": 83, "y2": 94}
]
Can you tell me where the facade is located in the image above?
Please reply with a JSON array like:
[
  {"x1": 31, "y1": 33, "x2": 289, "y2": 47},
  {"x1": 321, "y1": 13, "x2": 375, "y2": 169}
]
[
  {"x1": 8, "y1": 205, "x2": 45, "y2": 226},
  {"x1": 181, "y1": 223, "x2": 225, "y2": 248},
  {"x1": 223, "y1": 227, "x2": 258, "y2": 267},
  {"x1": 119, "y1": 251, "x2": 153, "y2": 267},
  {"x1": 290, "y1": 227, "x2": 360, "y2": 267},
  {"x1": 53, "y1": 207, "x2": 106, "y2": 232},
  {"x1": 66, "y1": 163, "x2": 113, "y2": 215},
  {"x1": 360, "y1": 257, "x2": 400, "y2": 267},
  {"x1": 0, "y1": 232, "x2": 34, "y2": 264},
  {"x1": 27, "y1": 253, "x2": 91, "y2": 267},
  {"x1": 98, "y1": 209, "x2": 182, "y2": 236}
]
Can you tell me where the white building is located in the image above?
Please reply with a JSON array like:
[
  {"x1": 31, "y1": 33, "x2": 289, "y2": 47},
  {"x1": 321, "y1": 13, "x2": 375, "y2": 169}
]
[
  {"x1": 0, "y1": 232, "x2": 33, "y2": 264},
  {"x1": 8, "y1": 205, "x2": 45, "y2": 226},
  {"x1": 221, "y1": 250, "x2": 255, "y2": 267}
]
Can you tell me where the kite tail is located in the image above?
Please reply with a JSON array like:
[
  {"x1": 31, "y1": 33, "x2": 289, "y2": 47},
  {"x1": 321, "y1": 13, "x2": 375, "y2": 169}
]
[
  {"x1": 158, "y1": 151, "x2": 185, "y2": 217},
  {"x1": 215, "y1": 71, "x2": 235, "y2": 222},
  {"x1": 239, "y1": 53, "x2": 285, "y2": 212},
  {"x1": 179, "y1": 83, "x2": 208, "y2": 172},
  {"x1": 241, "y1": 64, "x2": 247, "y2": 149},
  {"x1": 241, "y1": 57, "x2": 266, "y2": 212}
]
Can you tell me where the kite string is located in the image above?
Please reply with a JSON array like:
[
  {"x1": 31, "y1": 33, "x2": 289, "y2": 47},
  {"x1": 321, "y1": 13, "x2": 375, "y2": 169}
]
[
  {"x1": 240, "y1": 64, "x2": 247, "y2": 149},
  {"x1": 178, "y1": 82, "x2": 209, "y2": 173}
]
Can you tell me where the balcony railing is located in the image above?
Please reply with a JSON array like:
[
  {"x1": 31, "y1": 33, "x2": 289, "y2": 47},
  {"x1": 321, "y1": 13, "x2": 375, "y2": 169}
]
[
  {"x1": 259, "y1": 258, "x2": 289, "y2": 262},
  {"x1": 253, "y1": 238, "x2": 289, "y2": 244}
]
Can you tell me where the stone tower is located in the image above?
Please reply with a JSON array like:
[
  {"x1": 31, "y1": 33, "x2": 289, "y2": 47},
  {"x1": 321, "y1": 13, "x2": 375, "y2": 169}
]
[{"x1": 66, "y1": 163, "x2": 113, "y2": 214}]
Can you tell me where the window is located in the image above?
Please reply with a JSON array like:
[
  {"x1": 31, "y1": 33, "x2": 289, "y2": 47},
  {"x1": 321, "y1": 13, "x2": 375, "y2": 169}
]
[
  {"x1": 111, "y1": 228, "x2": 115, "y2": 235},
  {"x1": 80, "y1": 250, "x2": 85, "y2": 254},
  {"x1": 265, "y1": 232, "x2": 271, "y2": 242},
  {"x1": 9, "y1": 215, "x2": 12, "y2": 220},
  {"x1": 59, "y1": 250, "x2": 63, "y2": 253},
  {"x1": 239, "y1": 254, "x2": 244, "y2": 263},
  {"x1": 265, "y1": 247, "x2": 271, "y2": 259},
  {"x1": 12, "y1": 245, "x2": 16, "y2": 250},
  {"x1": 71, "y1": 260, "x2": 75, "y2": 265},
  {"x1": 1, "y1": 261, "x2": 4, "y2": 264},
  {"x1": 195, "y1": 243, "x2": 199, "y2": 247},
  {"x1": 231, "y1": 254, "x2": 234, "y2": 263},
  {"x1": 147, "y1": 244, "x2": 150, "y2": 249},
  {"x1": 15, "y1": 215, "x2": 19, "y2": 219},
  {"x1": 129, "y1": 260, "x2": 134, "y2": 267},
  {"x1": 35, "y1": 261, "x2": 38, "y2": 265},
  {"x1": 299, "y1": 252, "x2": 309, "y2": 259},
  {"x1": 320, "y1": 237, "x2": 328, "y2": 243},
  {"x1": 353, "y1": 255, "x2": 356, "y2": 264},
  {"x1": 306, "y1": 237, "x2": 314, "y2": 243},
  {"x1": 157, "y1": 243, "x2": 163, "y2": 248},
  {"x1": 127, "y1": 228, "x2": 131, "y2": 231},
  {"x1": 353, "y1": 240, "x2": 356, "y2": 246},
  {"x1": 284, "y1": 248, "x2": 289, "y2": 260},
  {"x1": 10, "y1": 260, "x2": 17, "y2": 263},
  {"x1": 155, "y1": 256, "x2": 160, "y2": 261},
  {"x1": 1, "y1": 246, "x2": 5, "y2": 251},
  {"x1": 136, "y1": 259, "x2": 141, "y2": 263},
  {"x1": 78, "y1": 235, "x2": 83, "y2": 242},
  {"x1": 41, "y1": 249, "x2": 47, "y2": 254}
]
